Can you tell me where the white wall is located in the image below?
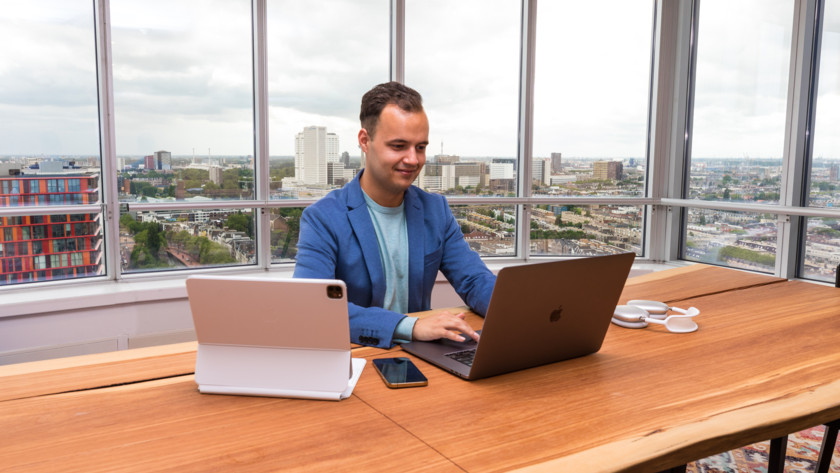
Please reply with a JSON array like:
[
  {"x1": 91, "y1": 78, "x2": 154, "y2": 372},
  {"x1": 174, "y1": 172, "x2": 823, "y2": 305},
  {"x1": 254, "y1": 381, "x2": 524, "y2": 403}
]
[{"x1": 0, "y1": 265, "x2": 659, "y2": 365}]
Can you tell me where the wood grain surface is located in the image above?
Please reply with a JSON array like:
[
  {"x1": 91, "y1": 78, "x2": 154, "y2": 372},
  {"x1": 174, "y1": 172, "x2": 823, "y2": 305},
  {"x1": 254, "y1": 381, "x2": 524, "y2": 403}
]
[
  {"x1": 3, "y1": 265, "x2": 834, "y2": 473},
  {"x1": 356, "y1": 280, "x2": 840, "y2": 472},
  {"x1": 0, "y1": 376, "x2": 461, "y2": 472}
]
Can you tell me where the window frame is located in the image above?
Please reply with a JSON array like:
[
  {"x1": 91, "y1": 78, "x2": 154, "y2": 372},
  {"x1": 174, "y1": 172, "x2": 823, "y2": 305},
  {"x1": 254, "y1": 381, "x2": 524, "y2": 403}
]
[{"x1": 17, "y1": 0, "x2": 840, "y2": 294}]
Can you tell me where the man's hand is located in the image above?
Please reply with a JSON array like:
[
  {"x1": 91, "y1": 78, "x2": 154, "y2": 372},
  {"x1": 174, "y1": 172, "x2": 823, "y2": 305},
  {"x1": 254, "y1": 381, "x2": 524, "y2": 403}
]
[{"x1": 412, "y1": 311, "x2": 480, "y2": 343}]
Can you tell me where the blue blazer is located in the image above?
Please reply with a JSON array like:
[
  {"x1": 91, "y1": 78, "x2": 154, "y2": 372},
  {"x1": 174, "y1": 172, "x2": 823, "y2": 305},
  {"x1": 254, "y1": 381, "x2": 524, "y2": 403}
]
[{"x1": 293, "y1": 172, "x2": 496, "y2": 348}]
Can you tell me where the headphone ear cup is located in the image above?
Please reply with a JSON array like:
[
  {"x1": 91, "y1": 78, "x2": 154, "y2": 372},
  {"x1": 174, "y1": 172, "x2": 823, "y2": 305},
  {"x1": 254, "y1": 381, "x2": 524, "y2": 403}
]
[
  {"x1": 627, "y1": 300, "x2": 669, "y2": 317},
  {"x1": 611, "y1": 317, "x2": 648, "y2": 329},
  {"x1": 612, "y1": 305, "x2": 649, "y2": 329}
]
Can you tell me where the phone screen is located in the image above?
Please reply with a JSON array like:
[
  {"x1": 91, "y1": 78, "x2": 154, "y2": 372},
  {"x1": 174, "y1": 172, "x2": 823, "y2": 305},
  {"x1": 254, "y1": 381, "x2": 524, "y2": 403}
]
[{"x1": 373, "y1": 357, "x2": 428, "y2": 388}]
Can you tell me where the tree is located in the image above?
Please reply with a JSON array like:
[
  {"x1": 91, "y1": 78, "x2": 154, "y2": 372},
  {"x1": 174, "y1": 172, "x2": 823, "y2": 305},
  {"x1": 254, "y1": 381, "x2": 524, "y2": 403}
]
[{"x1": 226, "y1": 212, "x2": 254, "y2": 239}]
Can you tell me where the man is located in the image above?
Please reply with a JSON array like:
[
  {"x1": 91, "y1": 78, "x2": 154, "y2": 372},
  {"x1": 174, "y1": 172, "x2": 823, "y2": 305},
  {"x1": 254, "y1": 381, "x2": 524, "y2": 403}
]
[{"x1": 293, "y1": 82, "x2": 496, "y2": 348}]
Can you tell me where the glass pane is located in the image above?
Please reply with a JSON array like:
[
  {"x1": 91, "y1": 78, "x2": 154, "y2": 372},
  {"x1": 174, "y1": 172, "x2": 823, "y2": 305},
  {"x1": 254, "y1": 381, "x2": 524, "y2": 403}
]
[
  {"x1": 0, "y1": 1, "x2": 101, "y2": 208},
  {"x1": 405, "y1": 0, "x2": 520, "y2": 197},
  {"x1": 530, "y1": 205, "x2": 644, "y2": 256},
  {"x1": 801, "y1": 217, "x2": 840, "y2": 283},
  {"x1": 0, "y1": 2, "x2": 103, "y2": 286},
  {"x1": 120, "y1": 208, "x2": 256, "y2": 273},
  {"x1": 683, "y1": 208, "x2": 778, "y2": 273},
  {"x1": 688, "y1": 0, "x2": 794, "y2": 203},
  {"x1": 450, "y1": 204, "x2": 516, "y2": 257},
  {"x1": 0, "y1": 212, "x2": 104, "y2": 286},
  {"x1": 808, "y1": 0, "x2": 840, "y2": 208},
  {"x1": 111, "y1": 0, "x2": 255, "y2": 202},
  {"x1": 270, "y1": 207, "x2": 303, "y2": 264},
  {"x1": 267, "y1": 0, "x2": 387, "y2": 199},
  {"x1": 533, "y1": 1, "x2": 652, "y2": 198}
]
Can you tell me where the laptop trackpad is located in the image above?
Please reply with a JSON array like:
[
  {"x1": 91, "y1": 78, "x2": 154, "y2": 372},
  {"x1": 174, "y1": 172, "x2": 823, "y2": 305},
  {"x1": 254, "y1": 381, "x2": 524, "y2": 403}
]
[{"x1": 436, "y1": 330, "x2": 480, "y2": 350}]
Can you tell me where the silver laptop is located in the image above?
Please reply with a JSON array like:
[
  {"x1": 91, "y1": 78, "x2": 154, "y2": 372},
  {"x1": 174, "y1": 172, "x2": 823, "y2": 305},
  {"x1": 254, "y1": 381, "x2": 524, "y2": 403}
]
[
  {"x1": 186, "y1": 276, "x2": 365, "y2": 400},
  {"x1": 401, "y1": 252, "x2": 635, "y2": 380}
]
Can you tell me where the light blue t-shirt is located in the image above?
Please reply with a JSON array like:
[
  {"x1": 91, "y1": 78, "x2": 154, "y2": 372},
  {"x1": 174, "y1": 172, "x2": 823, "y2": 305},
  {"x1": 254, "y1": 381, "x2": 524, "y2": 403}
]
[{"x1": 361, "y1": 191, "x2": 417, "y2": 342}]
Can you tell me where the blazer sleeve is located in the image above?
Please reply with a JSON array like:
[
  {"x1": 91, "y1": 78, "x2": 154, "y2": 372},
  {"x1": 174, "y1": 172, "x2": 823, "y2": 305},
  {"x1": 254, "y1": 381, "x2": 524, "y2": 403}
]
[{"x1": 435, "y1": 199, "x2": 497, "y2": 316}]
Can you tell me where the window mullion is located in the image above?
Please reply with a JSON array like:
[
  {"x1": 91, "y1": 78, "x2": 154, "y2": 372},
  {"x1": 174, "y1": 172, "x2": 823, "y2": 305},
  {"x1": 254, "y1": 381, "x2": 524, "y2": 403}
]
[
  {"x1": 253, "y1": 0, "x2": 270, "y2": 269},
  {"x1": 778, "y1": 0, "x2": 821, "y2": 279},
  {"x1": 517, "y1": 0, "x2": 536, "y2": 260},
  {"x1": 94, "y1": 0, "x2": 120, "y2": 281},
  {"x1": 390, "y1": 0, "x2": 405, "y2": 83},
  {"x1": 650, "y1": 0, "x2": 694, "y2": 263}
]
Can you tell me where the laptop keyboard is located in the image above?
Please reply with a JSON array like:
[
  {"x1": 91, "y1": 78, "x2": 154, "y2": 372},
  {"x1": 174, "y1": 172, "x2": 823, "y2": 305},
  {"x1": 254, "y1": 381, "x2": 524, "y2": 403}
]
[{"x1": 445, "y1": 348, "x2": 476, "y2": 366}]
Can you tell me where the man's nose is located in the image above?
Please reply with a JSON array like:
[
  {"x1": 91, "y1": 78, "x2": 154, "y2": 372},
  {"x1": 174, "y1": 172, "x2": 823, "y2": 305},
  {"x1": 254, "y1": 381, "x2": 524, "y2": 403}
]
[{"x1": 404, "y1": 148, "x2": 419, "y2": 166}]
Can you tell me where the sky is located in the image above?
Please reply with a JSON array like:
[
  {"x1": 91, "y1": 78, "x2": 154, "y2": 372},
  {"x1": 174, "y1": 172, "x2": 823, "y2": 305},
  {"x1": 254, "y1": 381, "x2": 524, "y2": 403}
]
[{"x1": 0, "y1": 0, "x2": 838, "y2": 160}]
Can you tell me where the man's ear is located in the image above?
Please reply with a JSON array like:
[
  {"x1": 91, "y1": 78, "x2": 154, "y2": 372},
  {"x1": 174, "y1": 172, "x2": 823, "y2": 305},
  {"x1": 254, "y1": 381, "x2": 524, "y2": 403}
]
[{"x1": 358, "y1": 128, "x2": 370, "y2": 153}]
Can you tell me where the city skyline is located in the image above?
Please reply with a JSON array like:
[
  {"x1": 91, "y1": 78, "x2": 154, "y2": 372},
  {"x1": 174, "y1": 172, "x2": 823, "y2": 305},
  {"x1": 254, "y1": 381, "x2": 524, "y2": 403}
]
[{"x1": 2, "y1": 149, "x2": 839, "y2": 286}]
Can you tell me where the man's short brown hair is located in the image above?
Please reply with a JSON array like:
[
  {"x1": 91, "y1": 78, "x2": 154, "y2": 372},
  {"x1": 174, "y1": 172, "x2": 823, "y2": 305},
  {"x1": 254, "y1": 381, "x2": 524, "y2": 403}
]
[{"x1": 360, "y1": 81, "x2": 424, "y2": 137}]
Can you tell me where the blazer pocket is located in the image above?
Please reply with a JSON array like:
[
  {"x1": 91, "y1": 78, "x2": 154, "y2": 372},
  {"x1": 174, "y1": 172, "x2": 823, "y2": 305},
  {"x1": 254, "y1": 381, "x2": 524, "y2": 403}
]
[{"x1": 423, "y1": 245, "x2": 443, "y2": 269}]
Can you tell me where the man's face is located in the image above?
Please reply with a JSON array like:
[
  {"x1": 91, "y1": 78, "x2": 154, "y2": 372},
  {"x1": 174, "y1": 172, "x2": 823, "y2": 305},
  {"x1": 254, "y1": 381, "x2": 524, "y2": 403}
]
[{"x1": 358, "y1": 104, "x2": 429, "y2": 207}]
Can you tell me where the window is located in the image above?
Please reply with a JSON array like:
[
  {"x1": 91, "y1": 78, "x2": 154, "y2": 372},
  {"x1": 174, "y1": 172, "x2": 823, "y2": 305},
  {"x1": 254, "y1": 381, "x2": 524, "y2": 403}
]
[
  {"x1": 32, "y1": 226, "x2": 46, "y2": 240},
  {"x1": 34, "y1": 255, "x2": 46, "y2": 270},
  {"x1": 261, "y1": 0, "x2": 387, "y2": 265},
  {"x1": 0, "y1": 0, "x2": 102, "y2": 288},
  {"x1": 530, "y1": 0, "x2": 653, "y2": 257},
  {"x1": 802, "y1": 0, "x2": 840, "y2": 283},
  {"x1": 120, "y1": 208, "x2": 256, "y2": 272},
  {"x1": 534, "y1": 1, "x2": 652, "y2": 199},
  {"x1": 4, "y1": 0, "x2": 838, "y2": 292},
  {"x1": 688, "y1": 0, "x2": 793, "y2": 205},
  {"x1": 405, "y1": 0, "x2": 521, "y2": 198},
  {"x1": 269, "y1": 208, "x2": 303, "y2": 264},
  {"x1": 682, "y1": 0, "x2": 795, "y2": 272},
  {"x1": 111, "y1": 0, "x2": 257, "y2": 274},
  {"x1": 403, "y1": 0, "x2": 523, "y2": 257},
  {"x1": 111, "y1": 0, "x2": 254, "y2": 202},
  {"x1": 452, "y1": 205, "x2": 516, "y2": 257}
]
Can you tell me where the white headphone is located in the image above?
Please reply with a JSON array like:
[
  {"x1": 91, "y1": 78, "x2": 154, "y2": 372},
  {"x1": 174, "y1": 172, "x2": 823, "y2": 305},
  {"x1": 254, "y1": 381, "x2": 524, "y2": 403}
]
[{"x1": 612, "y1": 299, "x2": 700, "y2": 333}]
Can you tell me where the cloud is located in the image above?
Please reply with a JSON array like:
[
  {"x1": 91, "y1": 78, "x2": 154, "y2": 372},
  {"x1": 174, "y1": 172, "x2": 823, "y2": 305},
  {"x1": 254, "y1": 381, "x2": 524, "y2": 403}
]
[{"x1": 1, "y1": 0, "x2": 838, "y2": 162}]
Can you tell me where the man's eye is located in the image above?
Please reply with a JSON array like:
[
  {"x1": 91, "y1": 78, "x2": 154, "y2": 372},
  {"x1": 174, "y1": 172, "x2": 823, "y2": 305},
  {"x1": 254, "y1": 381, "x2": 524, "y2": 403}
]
[{"x1": 416, "y1": 145, "x2": 427, "y2": 152}]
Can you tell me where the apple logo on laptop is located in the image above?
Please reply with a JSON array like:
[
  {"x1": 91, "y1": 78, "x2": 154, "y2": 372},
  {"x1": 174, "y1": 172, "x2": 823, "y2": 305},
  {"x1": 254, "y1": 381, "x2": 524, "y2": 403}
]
[{"x1": 549, "y1": 305, "x2": 563, "y2": 322}]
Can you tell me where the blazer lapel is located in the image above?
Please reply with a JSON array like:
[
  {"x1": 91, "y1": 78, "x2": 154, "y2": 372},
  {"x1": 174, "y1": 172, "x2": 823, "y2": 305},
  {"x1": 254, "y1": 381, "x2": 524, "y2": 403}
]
[
  {"x1": 346, "y1": 178, "x2": 386, "y2": 307},
  {"x1": 404, "y1": 188, "x2": 425, "y2": 312}
]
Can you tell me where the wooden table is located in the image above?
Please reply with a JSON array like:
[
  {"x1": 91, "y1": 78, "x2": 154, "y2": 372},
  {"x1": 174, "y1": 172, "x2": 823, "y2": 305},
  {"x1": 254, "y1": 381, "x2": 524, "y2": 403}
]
[{"x1": 5, "y1": 264, "x2": 837, "y2": 472}]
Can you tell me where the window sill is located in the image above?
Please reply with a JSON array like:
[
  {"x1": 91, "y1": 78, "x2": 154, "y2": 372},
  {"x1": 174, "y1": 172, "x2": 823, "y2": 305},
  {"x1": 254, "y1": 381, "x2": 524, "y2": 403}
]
[
  {"x1": 0, "y1": 260, "x2": 683, "y2": 319},
  {"x1": 0, "y1": 267, "x2": 296, "y2": 319}
]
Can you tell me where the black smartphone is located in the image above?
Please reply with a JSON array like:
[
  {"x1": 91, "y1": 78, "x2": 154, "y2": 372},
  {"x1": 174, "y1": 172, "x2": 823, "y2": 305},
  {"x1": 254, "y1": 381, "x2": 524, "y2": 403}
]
[{"x1": 372, "y1": 357, "x2": 428, "y2": 388}]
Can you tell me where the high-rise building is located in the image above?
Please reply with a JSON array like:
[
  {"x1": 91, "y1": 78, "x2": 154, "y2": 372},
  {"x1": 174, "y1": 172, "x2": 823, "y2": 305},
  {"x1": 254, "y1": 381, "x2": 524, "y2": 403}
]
[
  {"x1": 155, "y1": 150, "x2": 172, "y2": 171},
  {"x1": 326, "y1": 162, "x2": 346, "y2": 186},
  {"x1": 295, "y1": 126, "x2": 339, "y2": 186},
  {"x1": 551, "y1": 152, "x2": 562, "y2": 173},
  {"x1": 532, "y1": 158, "x2": 550, "y2": 186},
  {"x1": 209, "y1": 166, "x2": 223, "y2": 185},
  {"x1": 489, "y1": 162, "x2": 514, "y2": 180},
  {"x1": 0, "y1": 165, "x2": 103, "y2": 285},
  {"x1": 830, "y1": 163, "x2": 839, "y2": 182},
  {"x1": 452, "y1": 162, "x2": 485, "y2": 189},
  {"x1": 593, "y1": 161, "x2": 624, "y2": 181},
  {"x1": 326, "y1": 133, "x2": 339, "y2": 163}
]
